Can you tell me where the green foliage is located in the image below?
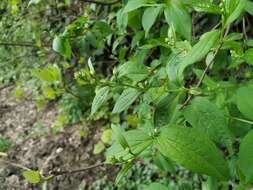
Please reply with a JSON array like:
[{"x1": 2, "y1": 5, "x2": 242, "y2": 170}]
[
  {"x1": 143, "y1": 182, "x2": 170, "y2": 190},
  {"x1": 115, "y1": 161, "x2": 133, "y2": 185},
  {"x1": 164, "y1": 1, "x2": 192, "y2": 41},
  {"x1": 245, "y1": 0, "x2": 253, "y2": 16},
  {"x1": 178, "y1": 29, "x2": 220, "y2": 79},
  {"x1": 2, "y1": 0, "x2": 253, "y2": 189},
  {"x1": 53, "y1": 35, "x2": 72, "y2": 59},
  {"x1": 112, "y1": 88, "x2": 141, "y2": 114},
  {"x1": 93, "y1": 141, "x2": 105, "y2": 154},
  {"x1": 154, "y1": 126, "x2": 230, "y2": 181},
  {"x1": 183, "y1": 97, "x2": 232, "y2": 150},
  {"x1": 0, "y1": 136, "x2": 12, "y2": 152},
  {"x1": 91, "y1": 86, "x2": 110, "y2": 115},
  {"x1": 236, "y1": 86, "x2": 253, "y2": 120},
  {"x1": 238, "y1": 130, "x2": 253, "y2": 185}
]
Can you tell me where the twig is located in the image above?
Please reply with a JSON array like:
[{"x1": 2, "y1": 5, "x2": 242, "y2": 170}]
[
  {"x1": 0, "y1": 42, "x2": 50, "y2": 48},
  {"x1": 230, "y1": 116, "x2": 253, "y2": 125},
  {"x1": 181, "y1": 26, "x2": 230, "y2": 108},
  {"x1": 81, "y1": 0, "x2": 120, "y2": 5},
  {"x1": 242, "y1": 16, "x2": 248, "y2": 41},
  {"x1": 49, "y1": 162, "x2": 105, "y2": 176},
  {"x1": 0, "y1": 159, "x2": 30, "y2": 170}
]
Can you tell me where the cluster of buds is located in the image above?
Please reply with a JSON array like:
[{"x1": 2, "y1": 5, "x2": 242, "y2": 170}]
[{"x1": 74, "y1": 68, "x2": 96, "y2": 85}]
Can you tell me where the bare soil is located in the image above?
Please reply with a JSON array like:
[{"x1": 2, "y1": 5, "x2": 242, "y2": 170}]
[{"x1": 0, "y1": 87, "x2": 115, "y2": 190}]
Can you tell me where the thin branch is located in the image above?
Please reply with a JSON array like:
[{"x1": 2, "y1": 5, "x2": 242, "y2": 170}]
[
  {"x1": 81, "y1": 0, "x2": 120, "y2": 5},
  {"x1": 49, "y1": 162, "x2": 105, "y2": 177},
  {"x1": 242, "y1": 16, "x2": 248, "y2": 41},
  {"x1": 0, "y1": 42, "x2": 50, "y2": 48},
  {"x1": 0, "y1": 159, "x2": 30, "y2": 170},
  {"x1": 230, "y1": 116, "x2": 253, "y2": 125},
  {"x1": 181, "y1": 26, "x2": 230, "y2": 108}
]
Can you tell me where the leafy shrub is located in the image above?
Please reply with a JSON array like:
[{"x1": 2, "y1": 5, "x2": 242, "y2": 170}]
[{"x1": 2, "y1": 0, "x2": 253, "y2": 189}]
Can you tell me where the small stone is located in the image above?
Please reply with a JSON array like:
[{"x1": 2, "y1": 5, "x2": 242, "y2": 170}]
[{"x1": 56, "y1": 147, "x2": 63, "y2": 154}]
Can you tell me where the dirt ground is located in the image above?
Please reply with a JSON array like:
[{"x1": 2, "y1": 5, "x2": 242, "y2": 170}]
[{"x1": 0, "y1": 86, "x2": 115, "y2": 190}]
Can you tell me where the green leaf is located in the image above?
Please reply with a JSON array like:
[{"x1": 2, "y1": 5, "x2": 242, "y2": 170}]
[
  {"x1": 183, "y1": 97, "x2": 232, "y2": 149},
  {"x1": 23, "y1": 170, "x2": 41, "y2": 184},
  {"x1": 178, "y1": 30, "x2": 220, "y2": 77},
  {"x1": 33, "y1": 64, "x2": 61, "y2": 83},
  {"x1": 123, "y1": 0, "x2": 148, "y2": 13},
  {"x1": 236, "y1": 86, "x2": 253, "y2": 120},
  {"x1": 93, "y1": 141, "x2": 105, "y2": 154},
  {"x1": 111, "y1": 124, "x2": 130, "y2": 150},
  {"x1": 117, "y1": 61, "x2": 149, "y2": 82},
  {"x1": 202, "y1": 177, "x2": 219, "y2": 190},
  {"x1": 91, "y1": 86, "x2": 110, "y2": 115},
  {"x1": 101, "y1": 129, "x2": 113, "y2": 144},
  {"x1": 131, "y1": 31, "x2": 144, "y2": 50},
  {"x1": 245, "y1": 0, "x2": 253, "y2": 16},
  {"x1": 52, "y1": 35, "x2": 71, "y2": 59},
  {"x1": 238, "y1": 130, "x2": 253, "y2": 184},
  {"x1": 164, "y1": 2, "x2": 192, "y2": 41},
  {"x1": 247, "y1": 39, "x2": 253, "y2": 47},
  {"x1": 153, "y1": 153, "x2": 176, "y2": 173},
  {"x1": 166, "y1": 52, "x2": 186, "y2": 85},
  {"x1": 115, "y1": 162, "x2": 133, "y2": 185},
  {"x1": 244, "y1": 48, "x2": 253, "y2": 65},
  {"x1": 154, "y1": 94, "x2": 180, "y2": 128},
  {"x1": 0, "y1": 137, "x2": 12, "y2": 152},
  {"x1": 28, "y1": 0, "x2": 41, "y2": 6},
  {"x1": 117, "y1": 8, "x2": 128, "y2": 31},
  {"x1": 106, "y1": 129, "x2": 153, "y2": 162},
  {"x1": 142, "y1": 6, "x2": 162, "y2": 36},
  {"x1": 225, "y1": 0, "x2": 246, "y2": 27},
  {"x1": 92, "y1": 21, "x2": 112, "y2": 37},
  {"x1": 187, "y1": 0, "x2": 221, "y2": 14},
  {"x1": 154, "y1": 126, "x2": 230, "y2": 180},
  {"x1": 143, "y1": 183, "x2": 170, "y2": 190},
  {"x1": 112, "y1": 88, "x2": 141, "y2": 113}
]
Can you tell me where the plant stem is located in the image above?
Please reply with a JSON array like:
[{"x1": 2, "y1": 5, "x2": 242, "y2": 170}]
[
  {"x1": 230, "y1": 116, "x2": 253, "y2": 125},
  {"x1": 49, "y1": 162, "x2": 106, "y2": 176},
  {"x1": 242, "y1": 16, "x2": 248, "y2": 41},
  {"x1": 0, "y1": 159, "x2": 30, "y2": 170},
  {"x1": 181, "y1": 26, "x2": 230, "y2": 109}
]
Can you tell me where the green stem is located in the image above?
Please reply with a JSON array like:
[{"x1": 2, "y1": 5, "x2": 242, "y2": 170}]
[{"x1": 230, "y1": 116, "x2": 253, "y2": 125}]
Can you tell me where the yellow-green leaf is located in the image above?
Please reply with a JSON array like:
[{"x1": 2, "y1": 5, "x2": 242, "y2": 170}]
[
  {"x1": 101, "y1": 129, "x2": 113, "y2": 144},
  {"x1": 23, "y1": 170, "x2": 41, "y2": 184}
]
